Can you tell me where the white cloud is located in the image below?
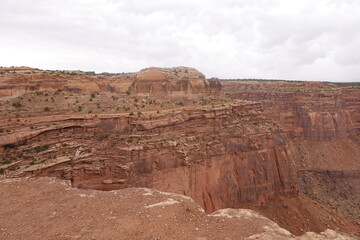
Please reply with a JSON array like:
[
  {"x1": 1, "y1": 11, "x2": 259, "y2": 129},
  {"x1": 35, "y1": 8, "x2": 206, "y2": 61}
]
[{"x1": 0, "y1": 0, "x2": 359, "y2": 81}]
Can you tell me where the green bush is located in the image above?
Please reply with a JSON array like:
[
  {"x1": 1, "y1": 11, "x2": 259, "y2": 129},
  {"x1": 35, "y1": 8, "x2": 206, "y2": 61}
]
[
  {"x1": 34, "y1": 145, "x2": 49, "y2": 153},
  {"x1": 12, "y1": 102, "x2": 22, "y2": 108},
  {"x1": 8, "y1": 166, "x2": 19, "y2": 171}
]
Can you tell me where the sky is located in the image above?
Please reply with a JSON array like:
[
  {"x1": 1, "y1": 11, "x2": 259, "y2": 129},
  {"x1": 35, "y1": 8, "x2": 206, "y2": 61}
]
[{"x1": 0, "y1": 0, "x2": 360, "y2": 82}]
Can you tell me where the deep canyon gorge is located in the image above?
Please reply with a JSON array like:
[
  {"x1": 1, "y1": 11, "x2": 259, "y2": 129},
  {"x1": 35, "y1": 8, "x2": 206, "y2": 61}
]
[{"x1": 0, "y1": 66, "x2": 359, "y2": 239}]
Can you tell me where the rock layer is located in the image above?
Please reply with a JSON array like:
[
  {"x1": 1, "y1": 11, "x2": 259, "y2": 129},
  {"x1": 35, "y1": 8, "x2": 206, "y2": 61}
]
[
  {"x1": 224, "y1": 82, "x2": 360, "y2": 140},
  {"x1": 0, "y1": 177, "x2": 355, "y2": 240},
  {"x1": 129, "y1": 67, "x2": 217, "y2": 96},
  {"x1": 1, "y1": 102, "x2": 297, "y2": 213},
  {"x1": 0, "y1": 66, "x2": 221, "y2": 99}
]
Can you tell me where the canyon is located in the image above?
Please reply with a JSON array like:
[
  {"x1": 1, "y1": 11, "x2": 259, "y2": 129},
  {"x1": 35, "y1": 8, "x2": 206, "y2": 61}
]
[
  {"x1": 0, "y1": 67, "x2": 359, "y2": 239},
  {"x1": 225, "y1": 81, "x2": 360, "y2": 222}
]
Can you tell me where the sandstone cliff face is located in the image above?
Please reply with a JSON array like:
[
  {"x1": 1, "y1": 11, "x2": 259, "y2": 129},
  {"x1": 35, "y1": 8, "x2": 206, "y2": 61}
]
[
  {"x1": 129, "y1": 67, "x2": 210, "y2": 96},
  {"x1": 1, "y1": 70, "x2": 359, "y2": 236},
  {"x1": 226, "y1": 87, "x2": 360, "y2": 140},
  {"x1": 0, "y1": 67, "x2": 222, "y2": 99},
  {"x1": 0, "y1": 102, "x2": 297, "y2": 213},
  {"x1": 0, "y1": 71, "x2": 134, "y2": 98},
  {"x1": 223, "y1": 80, "x2": 360, "y2": 222}
]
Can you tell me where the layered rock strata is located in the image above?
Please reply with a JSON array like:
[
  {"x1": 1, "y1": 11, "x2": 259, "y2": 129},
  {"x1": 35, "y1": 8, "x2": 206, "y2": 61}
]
[
  {"x1": 224, "y1": 82, "x2": 360, "y2": 140},
  {"x1": 0, "y1": 101, "x2": 297, "y2": 213},
  {"x1": 0, "y1": 66, "x2": 222, "y2": 99}
]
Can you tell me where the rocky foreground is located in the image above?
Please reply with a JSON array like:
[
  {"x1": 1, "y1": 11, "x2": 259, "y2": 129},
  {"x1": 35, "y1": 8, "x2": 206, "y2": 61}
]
[{"x1": 0, "y1": 177, "x2": 355, "y2": 240}]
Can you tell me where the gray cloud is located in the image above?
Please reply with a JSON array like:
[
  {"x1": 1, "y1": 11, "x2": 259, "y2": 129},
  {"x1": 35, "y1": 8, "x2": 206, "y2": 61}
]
[{"x1": 0, "y1": 0, "x2": 359, "y2": 81}]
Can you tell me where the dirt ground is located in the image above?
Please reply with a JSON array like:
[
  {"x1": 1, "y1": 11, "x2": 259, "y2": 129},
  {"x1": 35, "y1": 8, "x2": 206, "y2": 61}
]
[{"x1": 0, "y1": 177, "x2": 357, "y2": 240}]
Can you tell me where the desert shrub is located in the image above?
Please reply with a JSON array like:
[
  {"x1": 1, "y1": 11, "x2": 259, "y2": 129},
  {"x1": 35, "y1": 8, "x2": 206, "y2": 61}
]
[
  {"x1": 97, "y1": 134, "x2": 109, "y2": 141},
  {"x1": 12, "y1": 102, "x2": 22, "y2": 108},
  {"x1": 34, "y1": 145, "x2": 49, "y2": 153},
  {"x1": 1, "y1": 159, "x2": 11, "y2": 165},
  {"x1": 30, "y1": 158, "x2": 36, "y2": 165},
  {"x1": 8, "y1": 166, "x2": 19, "y2": 171}
]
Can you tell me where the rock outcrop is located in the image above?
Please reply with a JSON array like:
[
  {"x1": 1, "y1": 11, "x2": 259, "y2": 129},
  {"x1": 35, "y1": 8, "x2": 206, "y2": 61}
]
[
  {"x1": 0, "y1": 101, "x2": 297, "y2": 213},
  {"x1": 224, "y1": 82, "x2": 360, "y2": 140},
  {"x1": 223, "y1": 80, "x2": 360, "y2": 224},
  {"x1": 0, "y1": 66, "x2": 222, "y2": 99},
  {"x1": 129, "y1": 67, "x2": 216, "y2": 96},
  {"x1": 1, "y1": 69, "x2": 359, "y2": 237},
  {"x1": 0, "y1": 177, "x2": 356, "y2": 240}
]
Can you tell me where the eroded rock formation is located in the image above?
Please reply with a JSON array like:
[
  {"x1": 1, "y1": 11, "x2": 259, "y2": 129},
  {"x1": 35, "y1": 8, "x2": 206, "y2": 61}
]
[
  {"x1": 0, "y1": 66, "x2": 222, "y2": 99},
  {"x1": 1, "y1": 68, "x2": 359, "y2": 237},
  {"x1": 129, "y1": 67, "x2": 218, "y2": 96},
  {"x1": 223, "y1": 80, "x2": 360, "y2": 223},
  {"x1": 224, "y1": 82, "x2": 360, "y2": 140},
  {"x1": 1, "y1": 177, "x2": 356, "y2": 240},
  {"x1": 0, "y1": 101, "x2": 297, "y2": 213}
]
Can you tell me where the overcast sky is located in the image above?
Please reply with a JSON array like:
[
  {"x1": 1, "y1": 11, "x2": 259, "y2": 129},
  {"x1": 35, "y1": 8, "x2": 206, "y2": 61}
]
[{"x1": 1, "y1": 0, "x2": 360, "y2": 81}]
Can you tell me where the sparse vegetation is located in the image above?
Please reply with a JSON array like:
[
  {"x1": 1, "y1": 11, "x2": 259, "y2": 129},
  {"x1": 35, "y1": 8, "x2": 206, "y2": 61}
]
[
  {"x1": 12, "y1": 102, "x2": 22, "y2": 108},
  {"x1": 84, "y1": 149, "x2": 92, "y2": 153},
  {"x1": 34, "y1": 145, "x2": 49, "y2": 153},
  {"x1": 8, "y1": 166, "x2": 19, "y2": 171}
]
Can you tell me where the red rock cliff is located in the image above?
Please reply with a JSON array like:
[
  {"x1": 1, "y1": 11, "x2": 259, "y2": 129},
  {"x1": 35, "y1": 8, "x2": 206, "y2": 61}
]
[
  {"x1": 225, "y1": 82, "x2": 360, "y2": 140},
  {"x1": 0, "y1": 101, "x2": 297, "y2": 213}
]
